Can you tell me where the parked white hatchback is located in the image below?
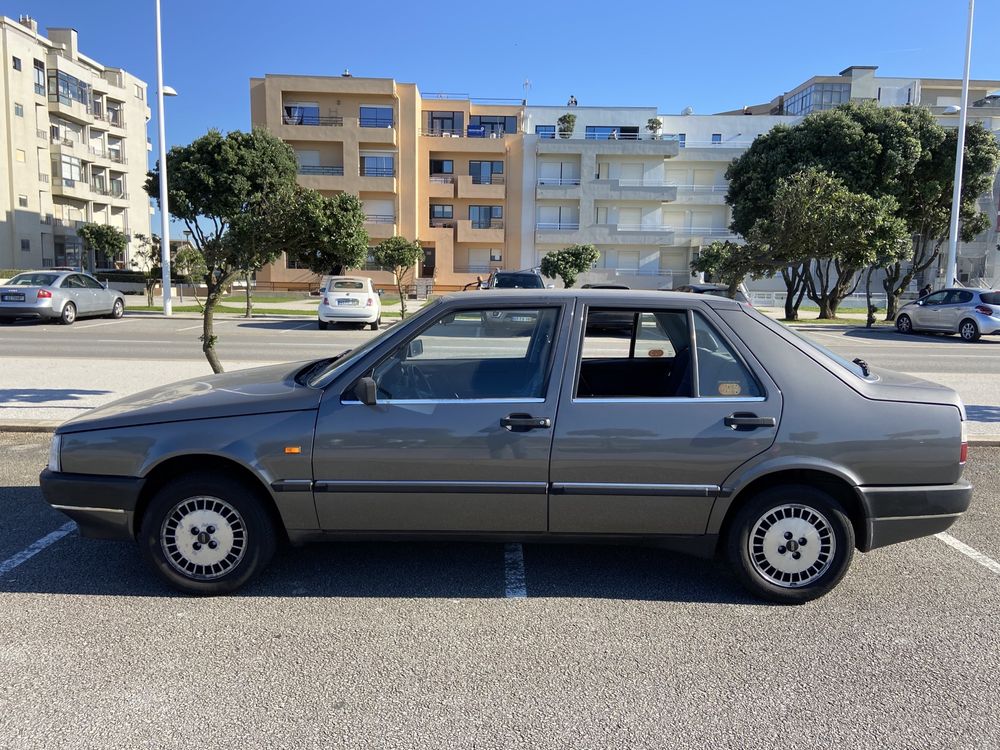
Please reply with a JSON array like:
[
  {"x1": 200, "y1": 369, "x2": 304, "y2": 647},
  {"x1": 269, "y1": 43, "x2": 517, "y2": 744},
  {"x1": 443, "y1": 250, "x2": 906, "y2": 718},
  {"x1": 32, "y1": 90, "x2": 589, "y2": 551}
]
[{"x1": 318, "y1": 276, "x2": 381, "y2": 330}]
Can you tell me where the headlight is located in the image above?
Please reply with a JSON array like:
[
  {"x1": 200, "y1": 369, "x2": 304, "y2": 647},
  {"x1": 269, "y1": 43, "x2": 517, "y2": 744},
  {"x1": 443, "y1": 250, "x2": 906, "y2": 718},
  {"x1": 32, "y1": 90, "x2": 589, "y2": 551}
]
[{"x1": 47, "y1": 434, "x2": 62, "y2": 473}]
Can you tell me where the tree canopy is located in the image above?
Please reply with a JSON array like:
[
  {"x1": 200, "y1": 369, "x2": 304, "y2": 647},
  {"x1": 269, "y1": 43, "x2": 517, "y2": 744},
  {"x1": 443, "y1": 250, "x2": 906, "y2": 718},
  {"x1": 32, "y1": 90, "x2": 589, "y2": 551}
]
[
  {"x1": 373, "y1": 236, "x2": 424, "y2": 319},
  {"x1": 77, "y1": 223, "x2": 128, "y2": 269},
  {"x1": 288, "y1": 191, "x2": 369, "y2": 276},
  {"x1": 539, "y1": 244, "x2": 600, "y2": 288}
]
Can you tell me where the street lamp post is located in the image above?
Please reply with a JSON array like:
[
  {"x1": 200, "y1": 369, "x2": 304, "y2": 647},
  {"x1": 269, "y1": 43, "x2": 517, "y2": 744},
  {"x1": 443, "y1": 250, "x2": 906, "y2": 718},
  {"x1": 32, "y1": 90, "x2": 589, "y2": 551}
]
[
  {"x1": 154, "y1": 0, "x2": 177, "y2": 314},
  {"x1": 943, "y1": 0, "x2": 976, "y2": 288}
]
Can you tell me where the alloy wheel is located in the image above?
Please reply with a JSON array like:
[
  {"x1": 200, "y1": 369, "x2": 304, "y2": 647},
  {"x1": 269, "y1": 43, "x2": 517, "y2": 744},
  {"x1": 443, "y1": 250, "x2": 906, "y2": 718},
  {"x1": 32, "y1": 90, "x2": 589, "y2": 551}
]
[
  {"x1": 747, "y1": 504, "x2": 836, "y2": 588},
  {"x1": 160, "y1": 495, "x2": 247, "y2": 581}
]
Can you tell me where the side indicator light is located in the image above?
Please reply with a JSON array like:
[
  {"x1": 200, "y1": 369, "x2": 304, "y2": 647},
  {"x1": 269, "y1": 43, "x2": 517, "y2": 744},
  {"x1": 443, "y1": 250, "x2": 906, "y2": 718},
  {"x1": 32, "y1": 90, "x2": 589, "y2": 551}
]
[{"x1": 284, "y1": 446, "x2": 302, "y2": 455}]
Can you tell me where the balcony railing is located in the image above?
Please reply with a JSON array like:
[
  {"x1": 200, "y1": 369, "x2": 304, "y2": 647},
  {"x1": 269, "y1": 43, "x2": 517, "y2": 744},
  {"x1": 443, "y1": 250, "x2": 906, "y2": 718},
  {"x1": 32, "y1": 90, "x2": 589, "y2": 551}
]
[
  {"x1": 36, "y1": 128, "x2": 47, "y2": 140},
  {"x1": 454, "y1": 265, "x2": 492, "y2": 274},
  {"x1": 56, "y1": 176, "x2": 88, "y2": 188},
  {"x1": 615, "y1": 179, "x2": 679, "y2": 188},
  {"x1": 429, "y1": 174, "x2": 454, "y2": 184},
  {"x1": 470, "y1": 219, "x2": 504, "y2": 230},
  {"x1": 365, "y1": 214, "x2": 395, "y2": 224},
  {"x1": 537, "y1": 178, "x2": 581, "y2": 186},
  {"x1": 108, "y1": 151, "x2": 126, "y2": 164},
  {"x1": 536, "y1": 222, "x2": 580, "y2": 230},
  {"x1": 298, "y1": 165, "x2": 344, "y2": 176},
  {"x1": 360, "y1": 167, "x2": 395, "y2": 177},
  {"x1": 612, "y1": 224, "x2": 673, "y2": 232},
  {"x1": 38, "y1": 173, "x2": 49, "y2": 183},
  {"x1": 53, "y1": 218, "x2": 85, "y2": 231},
  {"x1": 92, "y1": 183, "x2": 110, "y2": 196},
  {"x1": 282, "y1": 114, "x2": 343, "y2": 126},
  {"x1": 430, "y1": 219, "x2": 457, "y2": 228},
  {"x1": 51, "y1": 136, "x2": 76, "y2": 148},
  {"x1": 671, "y1": 184, "x2": 728, "y2": 193},
  {"x1": 471, "y1": 174, "x2": 505, "y2": 185},
  {"x1": 674, "y1": 227, "x2": 736, "y2": 237},
  {"x1": 360, "y1": 117, "x2": 394, "y2": 128},
  {"x1": 420, "y1": 127, "x2": 511, "y2": 138},
  {"x1": 40, "y1": 213, "x2": 53, "y2": 225}
]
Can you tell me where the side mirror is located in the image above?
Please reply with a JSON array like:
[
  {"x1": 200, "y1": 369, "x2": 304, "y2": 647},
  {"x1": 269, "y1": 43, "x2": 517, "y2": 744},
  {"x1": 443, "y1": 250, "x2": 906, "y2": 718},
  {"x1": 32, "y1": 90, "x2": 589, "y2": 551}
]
[
  {"x1": 407, "y1": 339, "x2": 424, "y2": 358},
  {"x1": 546, "y1": 284, "x2": 555, "y2": 289},
  {"x1": 353, "y1": 376, "x2": 377, "y2": 406},
  {"x1": 102, "y1": 280, "x2": 109, "y2": 289}
]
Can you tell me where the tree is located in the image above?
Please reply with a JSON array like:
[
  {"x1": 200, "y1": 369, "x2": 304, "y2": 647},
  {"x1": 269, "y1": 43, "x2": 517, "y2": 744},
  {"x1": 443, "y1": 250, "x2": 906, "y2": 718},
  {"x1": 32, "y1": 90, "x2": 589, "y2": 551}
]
[
  {"x1": 77, "y1": 223, "x2": 127, "y2": 271},
  {"x1": 646, "y1": 118, "x2": 662, "y2": 138},
  {"x1": 557, "y1": 113, "x2": 576, "y2": 139},
  {"x1": 145, "y1": 127, "x2": 303, "y2": 373},
  {"x1": 881, "y1": 109, "x2": 1000, "y2": 318},
  {"x1": 373, "y1": 236, "x2": 423, "y2": 319},
  {"x1": 288, "y1": 191, "x2": 369, "y2": 276},
  {"x1": 690, "y1": 240, "x2": 771, "y2": 300},
  {"x1": 173, "y1": 244, "x2": 207, "y2": 308},
  {"x1": 131, "y1": 233, "x2": 162, "y2": 307},
  {"x1": 540, "y1": 244, "x2": 600, "y2": 288}
]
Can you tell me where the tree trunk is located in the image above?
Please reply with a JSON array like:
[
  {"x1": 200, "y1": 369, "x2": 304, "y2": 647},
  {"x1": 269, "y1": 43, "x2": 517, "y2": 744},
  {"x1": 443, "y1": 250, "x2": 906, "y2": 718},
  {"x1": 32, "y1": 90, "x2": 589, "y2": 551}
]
[
  {"x1": 781, "y1": 265, "x2": 806, "y2": 321},
  {"x1": 396, "y1": 271, "x2": 407, "y2": 320},
  {"x1": 146, "y1": 281, "x2": 154, "y2": 308},
  {"x1": 865, "y1": 266, "x2": 876, "y2": 328},
  {"x1": 244, "y1": 272, "x2": 253, "y2": 318},
  {"x1": 882, "y1": 262, "x2": 902, "y2": 321},
  {"x1": 202, "y1": 285, "x2": 225, "y2": 374}
]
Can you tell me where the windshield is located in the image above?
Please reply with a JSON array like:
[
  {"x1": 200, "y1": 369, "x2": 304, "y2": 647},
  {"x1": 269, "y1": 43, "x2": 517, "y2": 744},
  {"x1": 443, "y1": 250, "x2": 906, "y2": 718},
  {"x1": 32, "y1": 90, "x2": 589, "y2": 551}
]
[
  {"x1": 494, "y1": 274, "x2": 544, "y2": 289},
  {"x1": 749, "y1": 308, "x2": 875, "y2": 380},
  {"x1": 7, "y1": 273, "x2": 59, "y2": 287},
  {"x1": 329, "y1": 280, "x2": 366, "y2": 290}
]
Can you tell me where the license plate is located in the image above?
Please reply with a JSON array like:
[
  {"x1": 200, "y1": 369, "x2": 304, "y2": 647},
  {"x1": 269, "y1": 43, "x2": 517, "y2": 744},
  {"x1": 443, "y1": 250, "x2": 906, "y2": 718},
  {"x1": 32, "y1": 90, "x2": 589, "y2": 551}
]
[
  {"x1": 1, "y1": 293, "x2": 24, "y2": 302},
  {"x1": 510, "y1": 315, "x2": 532, "y2": 322},
  {"x1": 337, "y1": 298, "x2": 359, "y2": 306}
]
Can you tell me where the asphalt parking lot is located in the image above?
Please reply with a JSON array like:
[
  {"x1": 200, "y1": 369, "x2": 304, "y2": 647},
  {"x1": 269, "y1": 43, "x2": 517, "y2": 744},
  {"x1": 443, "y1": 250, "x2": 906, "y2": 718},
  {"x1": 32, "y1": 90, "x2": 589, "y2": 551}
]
[{"x1": 1, "y1": 432, "x2": 998, "y2": 749}]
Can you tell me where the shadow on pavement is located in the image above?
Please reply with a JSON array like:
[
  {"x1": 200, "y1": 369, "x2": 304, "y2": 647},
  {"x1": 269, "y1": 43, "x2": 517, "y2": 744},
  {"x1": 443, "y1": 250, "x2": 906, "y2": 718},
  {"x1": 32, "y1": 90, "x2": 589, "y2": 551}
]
[
  {"x1": 232, "y1": 320, "x2": 325, "y2": 331},
  {"x1": 841, "y1": 328, "x2": 1000, "y2": 345},
  {"x1": 0, "y1": 487, "x2": 756, "y2": 604},
  {"x1": 0, "y1": 388, "x2": 110, "y2": 405},
  {"x1": 966, "y1": 405, "x2": 1000, "y2": 424}
]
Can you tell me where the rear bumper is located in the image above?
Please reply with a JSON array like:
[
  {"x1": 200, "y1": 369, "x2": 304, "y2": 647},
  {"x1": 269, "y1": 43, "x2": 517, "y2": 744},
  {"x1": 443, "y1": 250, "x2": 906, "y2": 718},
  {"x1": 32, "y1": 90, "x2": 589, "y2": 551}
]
[
  {"x1": 970, "y1": 312, "x2": 1000, "y2": 335},
  {"x1": 39, "y1": 468, "x2": 144, "y2": 541},
  {"x1": 0, "y1": 304, "x2": 56, "y2": 319},
  {"x1": 318, "y1": 307, "x2": 378, "y2": 322},
  {"x1": 858, "y1": 481, "x2": 972, "y2": 551}
]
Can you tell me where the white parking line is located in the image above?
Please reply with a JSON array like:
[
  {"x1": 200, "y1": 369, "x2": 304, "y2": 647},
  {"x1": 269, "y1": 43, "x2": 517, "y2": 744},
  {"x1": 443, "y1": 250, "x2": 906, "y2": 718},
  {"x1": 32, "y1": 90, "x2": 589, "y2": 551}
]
[
  {"x1": 0, "y1": 522, "x2": 76, "y2": 577},
  {"x1": 76, "y1": 319, "x2": 132, "y2": 330},
  {"x1": 281, "y1": 321, "x2": 315, "y2": 334},
  {"x1": 175, "y1": 324, "x2": 202, "y2": 332},
  {"x1": 504, "y1": 543, "x2": 527, "y2": 598},
  {"x1": 935, "y1": 533, "x2": 1000, "y2": 576}
]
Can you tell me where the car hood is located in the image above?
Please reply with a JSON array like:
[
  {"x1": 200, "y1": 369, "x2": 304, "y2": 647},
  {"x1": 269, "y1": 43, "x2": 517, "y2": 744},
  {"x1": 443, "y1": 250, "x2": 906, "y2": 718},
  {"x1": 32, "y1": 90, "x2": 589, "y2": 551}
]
[{"x1": 58, "y1": 361, "x2": 324, "y2": 434}]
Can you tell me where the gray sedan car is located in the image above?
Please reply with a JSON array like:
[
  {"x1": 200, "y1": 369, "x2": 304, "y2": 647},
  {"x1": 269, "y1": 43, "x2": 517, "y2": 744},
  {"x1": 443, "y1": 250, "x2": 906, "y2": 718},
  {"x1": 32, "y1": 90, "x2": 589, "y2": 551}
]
[
  {"x1": 40, "y1": 290, "x2": 971, "y2": 603},
  {"x1": 896, "y1": 287, "x2": 1000, "y2": 341},
  {"x1": 0, "y1": 270, "x2": 125, "y2": 324}
]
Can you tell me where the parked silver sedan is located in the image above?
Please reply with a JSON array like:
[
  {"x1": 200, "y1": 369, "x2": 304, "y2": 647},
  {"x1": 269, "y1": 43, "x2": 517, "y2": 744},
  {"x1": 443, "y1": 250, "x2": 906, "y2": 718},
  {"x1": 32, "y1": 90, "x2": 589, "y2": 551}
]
[
  {"x1": 0, "y1": 270, "x2": 125, "y2": 324},
  {"x1": 896, "y1": 288, "x2": 1000, "y2": 341}
]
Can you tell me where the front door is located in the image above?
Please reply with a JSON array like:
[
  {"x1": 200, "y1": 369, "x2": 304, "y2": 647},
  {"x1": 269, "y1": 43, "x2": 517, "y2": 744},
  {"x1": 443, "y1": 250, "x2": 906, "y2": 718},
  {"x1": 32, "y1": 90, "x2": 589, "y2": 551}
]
[
  {"x1": 913, "y1": 290, "x2": 948, "y2": 330},
  {"x1": 549, "y1": 303, "x2": 782, "y2": 535},
  {"x1": 312, "y1": 300, "x2": 572, "y2": 532}
]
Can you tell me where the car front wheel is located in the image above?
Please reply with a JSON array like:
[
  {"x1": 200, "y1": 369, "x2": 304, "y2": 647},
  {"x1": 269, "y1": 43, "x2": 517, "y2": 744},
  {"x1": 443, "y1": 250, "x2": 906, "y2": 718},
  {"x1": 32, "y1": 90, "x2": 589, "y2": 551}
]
[
  {"x1": 727, "y1": 484, "x2": 855, "y2": 604},
  {"x1": 107, "y1": 298, "x2": 124, "y2": 319},
  {"x1": 139, "y1": 473, "x2": 277, "y2": 595},
  {"x1": 896, "y1": 314, "x2": 912, "y2": 334},
  {"x1": 959, "y1": 318, "x2": 980, "y2": 342},
  {"x1": 60, "y1": 302, "x2": 76, "y2": 325}
]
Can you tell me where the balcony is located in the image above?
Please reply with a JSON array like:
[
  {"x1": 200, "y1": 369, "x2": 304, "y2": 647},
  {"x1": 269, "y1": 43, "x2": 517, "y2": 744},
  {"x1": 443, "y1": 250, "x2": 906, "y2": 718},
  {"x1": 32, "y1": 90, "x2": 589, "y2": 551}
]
[
  {"x1": 428, "y1": 175, "x2": 455, "y2": 198},
  {"x1": 360, "y1": 116, "x2": 394, "y2": 129},
  {"x1": 430, "y1": 219, "x2": 457, "y2": 229},
  {"x1": 590, "y1": 180, "x2": 678, "y2": 202},
  {"x1": 298, "y1": 165, "x2": 344, "y2": 176},
  {"x1": 38, "y1": 173, "x2": 50, "y2": 184},
  {"x1": 36, "y1": 128, "x2": 47, "y2": 140},
  {"x1": 282, "y1": 114, "x2": 344, "y2": 127},
  {"x1": 536, "y1": 177, "x2": 581, "y2": 200},
  {"x1": 53, "y1": 218, "x2": 85, "y2": 234},
  {"x1": 51, "y1": 176, "x2": 90, "y2": 200},
  {"x1": 673, "y1": 226, "x2": 738, "y2": 240},
  {"x1": 456, "y1": 174, "x2": 504, "y2": 200},
  {"x1": 419, "y1": 129, "x2": 508, "y2": 153},
  {"x1": 365, "y1": 215, "x2": 396, "y2": 239},
  {"x1": 92, "y1": 109, "x2": 125, "y2": 129},
  {"x1": 537, "y1": 136, "x2": 680, "y2": 158},
  {"x1": 360, "y1": 166, "x2": 395, "y2": 178},
  {"x1": 457, "y1": 219, "x2": 504, "y2": 243}
]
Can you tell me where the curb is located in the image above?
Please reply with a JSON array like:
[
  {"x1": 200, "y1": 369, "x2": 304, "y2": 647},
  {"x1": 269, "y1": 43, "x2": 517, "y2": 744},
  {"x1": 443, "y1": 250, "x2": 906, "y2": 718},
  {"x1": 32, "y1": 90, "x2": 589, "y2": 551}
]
[{"x1": 3, "y1": 421, "x2": 1000, "y2": 447}]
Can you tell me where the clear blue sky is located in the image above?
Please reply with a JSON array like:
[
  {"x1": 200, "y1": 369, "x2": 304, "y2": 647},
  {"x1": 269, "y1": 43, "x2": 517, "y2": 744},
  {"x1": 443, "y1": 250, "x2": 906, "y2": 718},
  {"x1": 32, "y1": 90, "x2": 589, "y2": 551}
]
[{"x1": 28, "y1": 0, "x2": 1000, "y2": 172}]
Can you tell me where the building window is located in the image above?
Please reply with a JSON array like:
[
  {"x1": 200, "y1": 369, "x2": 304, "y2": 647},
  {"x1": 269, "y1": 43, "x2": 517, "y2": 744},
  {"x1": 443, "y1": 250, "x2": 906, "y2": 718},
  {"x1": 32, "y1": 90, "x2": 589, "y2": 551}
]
[
  {"x1": 469, "y1": 115, "x2": 517, "y2": 137},
  {"x1": 469, "y1": 160, "x2": 504, "y2": 185},
  {"x1": 429, "y1": 159, "x2": 453, "y2": 175},
  {"x1": 585, "y1": 125, "x2": 640, "y2": 140},
  {"x1": 430, "y1": 205, "x2": 453, "y2": 219},
  {"x1": 678, "y1": 133, "x2": 686, "y2": 148},
  {"x1": 359, "y1": 105, "x2": 393, "y2": 128},
  {"x1": 711, "y1": 133, "x2": 722, "y2": 144},
  {"x1": 490, "y1": 250, "x2": 503, "y2": 262},
  {"x1": 21, "y1": 239, "x2": 31, "y2": 252},
  {"x1": 469, "y1": 205, "x2": 502, "y2": 229},
  {"x1": 361, "y1": 154, "x2": 395, "y2": 177},
  {"x1": 55, "y1": 154, "x2": 83, "y2": 183},
  {"x1": 14, "y1": 103, "x2": 23, "y2": 117},
  {"x1": 15, "y1": 149, "x2": 25, "y2": 163},
  {"x1": 18, "y1": 195, "x2": 28, "y2": 207},
  {"x1": 535, "y1": 125, "x2": 556, "y2": 139},
  {"x1": 426, "y1": 111, "x2": 463, "y2": 135},
  {"x1": 282, "y1": 102, "x2": 320, "y2": 125},
  {"x1": 12, "y1": 56, "x2": 21, "y2": 71},
  {"x1": 33, "y1": 59, "x2": 44, "y2": 95},
  {"x1": 48, "y1": 70, "x2": 91, "y2": 108},
  {"x1": 361, "y1": 247, "x2": 388, "y2": 271},
  {"x1": 135, "y1": 84, "x2": 144, "y2": 100},
  {"x1": 285, "y1": 252, "x2": 308, "y2": 270}
]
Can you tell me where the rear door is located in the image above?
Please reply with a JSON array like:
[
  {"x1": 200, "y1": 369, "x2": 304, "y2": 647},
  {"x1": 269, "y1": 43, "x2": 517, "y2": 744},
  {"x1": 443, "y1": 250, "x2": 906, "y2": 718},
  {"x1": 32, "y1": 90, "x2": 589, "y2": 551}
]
[
  {"x1": 549, "y1": 301, "x2": 782, "y2": 535},
  {"x1": 940, "y1": 290, "x2": 975, "y2": 330},
  {"x1": 60, "y1": 274, "x2": 92, "y2": 313}
]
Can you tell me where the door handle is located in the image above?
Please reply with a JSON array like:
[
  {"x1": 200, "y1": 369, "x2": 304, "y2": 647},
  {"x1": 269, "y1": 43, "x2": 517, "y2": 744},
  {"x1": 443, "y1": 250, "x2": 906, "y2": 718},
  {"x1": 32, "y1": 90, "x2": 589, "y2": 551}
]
[
  {"x1": 724, "y1": 412, "x2": 776, "y2": 431},
  {"x1": 501, "y1": 413, "x2": 552, "y2": 432}
]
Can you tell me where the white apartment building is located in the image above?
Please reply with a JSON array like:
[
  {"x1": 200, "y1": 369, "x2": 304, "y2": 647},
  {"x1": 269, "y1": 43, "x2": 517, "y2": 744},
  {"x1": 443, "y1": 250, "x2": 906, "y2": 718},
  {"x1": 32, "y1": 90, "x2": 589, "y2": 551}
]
[
  {"x1": 520, "y1": 106, "x2": 799, "y2": 288},
  {"x1": 0, "y1": 16, "x2": 151, "y2": 270}
]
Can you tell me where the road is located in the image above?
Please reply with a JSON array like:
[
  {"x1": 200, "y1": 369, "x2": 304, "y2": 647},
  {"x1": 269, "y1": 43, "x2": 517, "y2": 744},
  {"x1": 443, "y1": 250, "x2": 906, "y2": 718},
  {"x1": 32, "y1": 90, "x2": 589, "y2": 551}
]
[
  {"x1": 1, "y1": 433, "x2": 998, "y2": 749},
  {"x1": 3, "y1": 314, "x2": 997, "y2": 433}
]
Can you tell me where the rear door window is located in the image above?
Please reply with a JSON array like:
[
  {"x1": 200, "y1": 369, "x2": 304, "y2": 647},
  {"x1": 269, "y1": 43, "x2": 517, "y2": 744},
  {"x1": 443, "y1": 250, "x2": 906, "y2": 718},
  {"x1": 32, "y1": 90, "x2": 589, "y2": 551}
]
[{"x1": 693, "y1": 312, "x2": 762, "y2": 398}]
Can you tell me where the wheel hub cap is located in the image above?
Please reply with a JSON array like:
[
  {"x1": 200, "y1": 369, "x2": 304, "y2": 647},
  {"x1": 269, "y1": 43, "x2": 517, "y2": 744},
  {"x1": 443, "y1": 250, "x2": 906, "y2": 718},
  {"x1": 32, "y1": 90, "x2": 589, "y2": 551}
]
[
  {"x1": 748, "y1": 504, "x2": 836, "y2": 588},
  {"x1": 161, "y1": 496, "x2": 247, "y2": 581}
]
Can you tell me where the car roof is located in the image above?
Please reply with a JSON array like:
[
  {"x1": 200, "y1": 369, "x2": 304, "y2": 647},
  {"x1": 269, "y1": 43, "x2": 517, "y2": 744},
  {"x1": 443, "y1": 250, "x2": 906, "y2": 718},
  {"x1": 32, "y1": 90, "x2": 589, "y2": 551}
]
[
  {"x1": 441, "y1": 288, "x2": 739, "y2": 309},
  {"x1": 326, "y1": 276, "x2": 370, "y2": 282}
]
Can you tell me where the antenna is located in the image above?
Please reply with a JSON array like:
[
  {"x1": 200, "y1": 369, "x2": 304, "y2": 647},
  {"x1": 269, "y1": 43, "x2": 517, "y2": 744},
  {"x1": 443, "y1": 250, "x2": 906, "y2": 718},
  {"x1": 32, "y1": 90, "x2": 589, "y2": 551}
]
[{"x1": 522, "y1": 79, "x2": 531, "y2": 105}]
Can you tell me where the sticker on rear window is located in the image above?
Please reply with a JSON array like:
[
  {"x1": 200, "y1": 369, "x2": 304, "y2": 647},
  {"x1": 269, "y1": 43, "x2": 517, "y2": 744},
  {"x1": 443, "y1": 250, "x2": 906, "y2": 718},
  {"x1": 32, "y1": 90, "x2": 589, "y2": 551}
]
[{"x1": 718, "y1": 382, "x2": 742, "y2": 396}]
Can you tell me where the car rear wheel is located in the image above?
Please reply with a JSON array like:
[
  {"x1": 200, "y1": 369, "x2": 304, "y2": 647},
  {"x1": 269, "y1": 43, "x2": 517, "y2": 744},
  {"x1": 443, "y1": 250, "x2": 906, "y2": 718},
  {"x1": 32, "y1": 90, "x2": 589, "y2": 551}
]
[
  {"x1": 370, "y1": 316, "x2": 380, "y2": 331},
  {"x1": 959, "y1": 318, "x2": 981, "y2": 342},
  {"x1": 317, "y1": 319, "x2": 328, "y2": 330},
  {"x1": 60, "y1": 302, "x2": 76, "y2": 325},
  {"x1": 139, "y1": 473, "x2": 277, "y2": 595},
  {"x1": 726, "y1": 484, "x2": 855, "y2": 604},
  {"x1": 896, "y1": 314, "x2": 913, "y2": 334},
  {"x1": 106, "y1": 298, "x2": 124, "y2": 319}
]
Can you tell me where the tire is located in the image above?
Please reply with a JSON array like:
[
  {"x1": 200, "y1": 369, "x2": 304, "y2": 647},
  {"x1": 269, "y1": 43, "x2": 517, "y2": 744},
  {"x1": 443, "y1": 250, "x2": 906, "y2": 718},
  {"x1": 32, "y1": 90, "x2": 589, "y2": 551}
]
[
  {"x1": 896, "y1": 314, "x2": 912, "y2": 334},
  {"x1": 726, "y1": 484, "x2": 855, "y2": 604},
  {"x1": 106, "y1": 298, "x2": 124, "y2": 319},
  {"x1": 317, "y1": 319, "x2": 328, "y2": 330},
  {"x1": 370, "y1": 317, "x2": 380, "y2": 331},
  {"x1": 138, "y1": 472, "x2": 277, "y2": 595},
  {"x1": 959, "y1": 318, "x2": 981, "y2": 342},
  {"x1": 59, "y1": 302, "x2": 76, "y2": 325}
]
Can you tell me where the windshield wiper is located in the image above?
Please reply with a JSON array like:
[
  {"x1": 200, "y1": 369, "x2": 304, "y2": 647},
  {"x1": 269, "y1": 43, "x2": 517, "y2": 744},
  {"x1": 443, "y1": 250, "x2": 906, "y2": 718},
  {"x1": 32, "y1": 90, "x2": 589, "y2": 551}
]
[
  {"x1": 296, "y1": 351, "x2": 350, "y2": 385},
  {"x1": 852, "y1": 358, "x2": 870, "y2": 377}
]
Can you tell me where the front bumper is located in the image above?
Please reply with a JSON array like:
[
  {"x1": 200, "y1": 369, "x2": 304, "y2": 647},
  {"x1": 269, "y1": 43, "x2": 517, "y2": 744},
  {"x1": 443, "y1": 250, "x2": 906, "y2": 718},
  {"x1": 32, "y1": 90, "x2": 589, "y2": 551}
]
[
  {"x1": 858, "y1": 481, "x2": 972, "y2": 551},
  {"x1": 39, "y1": 468, "x2": 144, "y2": 541}
]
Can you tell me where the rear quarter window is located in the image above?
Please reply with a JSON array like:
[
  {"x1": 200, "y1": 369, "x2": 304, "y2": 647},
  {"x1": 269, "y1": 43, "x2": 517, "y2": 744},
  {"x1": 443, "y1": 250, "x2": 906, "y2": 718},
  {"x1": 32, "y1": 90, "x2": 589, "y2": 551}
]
[{"x1": 980, "y1": 292, "x2": 1000, "y2": 306}]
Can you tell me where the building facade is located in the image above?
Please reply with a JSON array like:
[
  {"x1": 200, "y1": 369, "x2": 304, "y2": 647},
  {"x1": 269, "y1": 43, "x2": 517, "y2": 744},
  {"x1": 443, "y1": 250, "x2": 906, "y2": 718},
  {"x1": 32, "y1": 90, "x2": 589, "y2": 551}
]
[{"x1": 0, "y1": 16, "x2": 152, "y2": 271}]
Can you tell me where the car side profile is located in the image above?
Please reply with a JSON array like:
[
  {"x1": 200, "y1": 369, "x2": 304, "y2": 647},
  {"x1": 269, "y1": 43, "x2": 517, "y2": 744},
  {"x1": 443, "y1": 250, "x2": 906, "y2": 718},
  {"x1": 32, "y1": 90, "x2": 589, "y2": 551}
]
[
  {"x1": 317, "y1": 276, "x2": 381, "y2": 330},
  {"x1": 0, "y1": 270, "x2": 125, "y2": 324},
  {"x1": 896, "y1": 288, "x2": 1000, "y2": 341},
  {"x1": 40, "y1": 290, "x2": 971, "y2": 603}
]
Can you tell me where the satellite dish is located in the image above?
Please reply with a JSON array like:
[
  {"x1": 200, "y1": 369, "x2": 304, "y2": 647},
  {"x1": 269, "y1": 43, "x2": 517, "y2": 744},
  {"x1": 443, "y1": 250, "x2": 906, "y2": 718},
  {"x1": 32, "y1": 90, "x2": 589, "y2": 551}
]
[{"x1": 681, "y1": 106, "x2": 694, "y2": 116}]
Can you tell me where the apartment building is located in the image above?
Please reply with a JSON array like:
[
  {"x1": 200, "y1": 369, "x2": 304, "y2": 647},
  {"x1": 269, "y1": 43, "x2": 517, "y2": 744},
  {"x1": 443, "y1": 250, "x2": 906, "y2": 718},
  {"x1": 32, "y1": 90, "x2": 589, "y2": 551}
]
[
  {"x1": 0, "y1": 16, "x2": 151, "y2": 271},
  {"x1": 250, "y1": 73, "x2": 525, "y2": 290},
  {"x1": 729, "y1": 65, "x2": 1000, "y2": 287}
]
